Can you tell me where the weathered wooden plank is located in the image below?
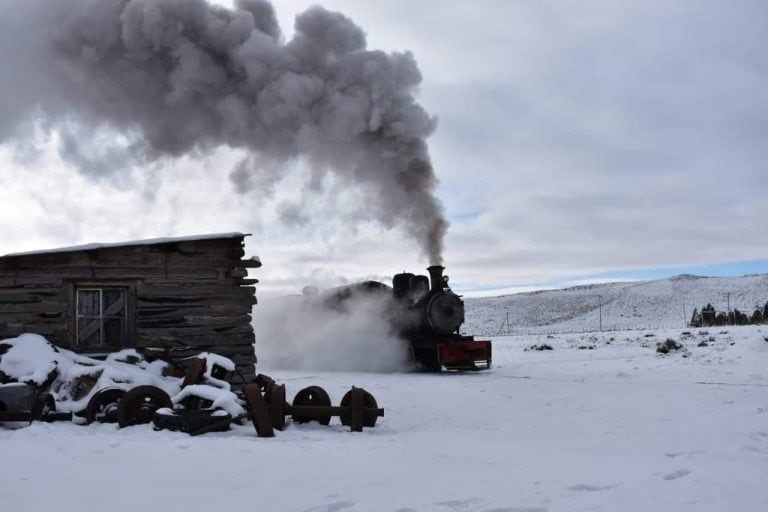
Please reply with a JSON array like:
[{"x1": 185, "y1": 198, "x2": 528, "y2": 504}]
[
  {"x1": 14, "y1": 267, "x2": 95, "y2": 279},
  {"x1": 0, "y1": 289, "x2": 67, "y2": 303},
  {"x1": 175, "y1": 241, "x2": 244, "y2": 259},
  {"x1": 1, "y1": 251, "x2": 162, "y2": 268},
  {"x1": 210, "y1": 343, "x2": 256, "y2": 356},
  {"x1": 0, "y1": 323, "x2": 67, "y2": 336},
  {"x1": 0, "y1": 252, "x2": 89, "y2": 267},
  {"x1": 138, "y1": 323, "x2": 253, "y2": 338},
  {"x1": 231, "y1": 367, "x2": 257, "y2": 381},
  {"x1": 0, "y1": 302, "x2": 67, "y2": 315},
  {"x1": 227, "y1": 353, "x2": 257, "y2": 365},
  {"x1": 137, "y1": 314, "x2": 251, "y2": 329},
  {"x1": 233, "y1": 364, "x2": 256, "y2": 372},
  {"x1": 138, "y1": 284, "x2": 256, "y2": 299},
  {"x1": 205, "y1": 344, "x2": 257, "y2": 355},
  {"x1": 45, "y1": 335, "x2": 71, "y2": 348},
  {"x1": 163, "y1": 253, "x2": 244, "y2": 267},
  {"x1": 228, "y1": 268, "x2": 248, "y2": 278},
  {"x1": 137, "y1": 344, "x2": 256, "y2": 360},
  {"x1": 0, "y1": 312, "x2": 67, "y2": 324},
  {"x1": 3, "y1": 267, "x2": 251, "y2": 288},
  {"x1": 137, "y1": 332, "x2": 255, "y2": 347},
  {"x1": 137, "y1": 303, "x2": 253, "y2": 317},
  {"x1": 5, "y1": 266, "x2": 223, "y2": 279},
  {"x1": 1, "y1": 276, "x2": 65, "y2": 287},
  {"x1": 138, "y1": 306, "x2": 253, "y2": 317},
  {"x1": 137, "y1": 295, "x2": 253, "y2": 306},
  {"x1": 138, "y1": 295, "x2": 256, "y2": 307},
  {"x1": 234, "y1": 363, "x2": 256, "y2": 373},
  {"x1": 90, "y1": 266, "x2": 165, "y2": 278},
  {"x1": 97, "y1": 266, "x2": 221, "y2": 279},
  {"x1": 140, "y1": 277, "x2": 244, "y2": 288}
]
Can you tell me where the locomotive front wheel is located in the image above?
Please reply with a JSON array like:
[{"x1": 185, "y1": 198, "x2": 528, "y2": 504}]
[
  {"x1": 291, "y1": 386, "x2": 332, "y2": 425},
  {"x1": 117, "y1": 386, "x2": 172, "y2": 428},
  {"x1": 413, "y1": 349, "x2": 441, "y2": 372},
  {"x1": 339, "y1": 388, "x2": 379, "y2": 428},
  {"x1": 85, "y1": 388, "x2": 126, "y2": 424}
]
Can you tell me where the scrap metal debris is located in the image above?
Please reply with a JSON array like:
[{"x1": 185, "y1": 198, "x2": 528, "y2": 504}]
[{"x1": 1, "y1": 333, "x2": 384, "y2": 436}]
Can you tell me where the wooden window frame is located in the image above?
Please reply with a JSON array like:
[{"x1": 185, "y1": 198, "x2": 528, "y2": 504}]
[{"x1": 70, "y1": 282, "x2": 136, "y2": 351}]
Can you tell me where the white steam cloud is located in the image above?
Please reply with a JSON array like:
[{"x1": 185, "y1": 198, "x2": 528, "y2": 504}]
[{"x1": 254, "y1": 292, "x2": 412, "y2": 372}]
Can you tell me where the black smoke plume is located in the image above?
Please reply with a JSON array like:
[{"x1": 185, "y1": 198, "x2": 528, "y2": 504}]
[{"x1": 0, "y1": 0, "x2": 447, "y2": 263}]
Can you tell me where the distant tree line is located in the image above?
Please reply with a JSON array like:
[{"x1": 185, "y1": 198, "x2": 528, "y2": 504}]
[{"x1": 689, "y1": 302, "x2": 768, "y2": 327}]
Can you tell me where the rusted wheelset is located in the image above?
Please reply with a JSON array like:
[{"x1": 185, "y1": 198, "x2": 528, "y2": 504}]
[
  {"x1": 83, "y1": 350, "x2": 212, "y2": 428},
  {"x1": 117, "y1": 386, "x2": 173, "y2": 428},
  {"x1": 263, "y1": 384, "x2": 383, "y2": 433},
  {"x1": 75, "y1": 351, "x2": 386, "y2": 437},
  {"x1": 190, "y1": 377, "x2": 385, "y2": 437},
  {"x1": 85, "y1": 387, "x2": 126, "y2": 424}
]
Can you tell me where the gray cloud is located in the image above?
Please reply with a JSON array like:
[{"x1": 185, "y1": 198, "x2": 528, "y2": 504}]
[
  {"x1": 0, "y1": 0, "x2": 447, "y2": 263},
  {"x1": 410, "y1": 0, "x2": 768, "y2": 289},
  {"x1": 1, "y1": 0, "x2": 767, "y2": 295}
]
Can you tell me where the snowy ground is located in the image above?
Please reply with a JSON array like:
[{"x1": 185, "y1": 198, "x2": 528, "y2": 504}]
[{"x1": 3, "y1": 325, "x2": 768, "y2": 512}]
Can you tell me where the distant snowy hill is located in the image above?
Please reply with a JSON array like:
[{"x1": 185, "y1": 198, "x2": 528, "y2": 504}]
[{"x1": 464, "y1": 274, "x2": 768, "y2": 335}]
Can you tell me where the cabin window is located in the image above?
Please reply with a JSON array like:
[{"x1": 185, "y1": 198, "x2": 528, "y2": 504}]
[{"x1": 76, "y1": 288, "x2": 129, "y2": 348}]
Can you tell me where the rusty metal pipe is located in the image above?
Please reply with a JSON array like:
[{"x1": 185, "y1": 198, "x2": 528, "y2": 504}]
[{"x1": 286, "y1": 404, "x2": 384, "y2": 418}]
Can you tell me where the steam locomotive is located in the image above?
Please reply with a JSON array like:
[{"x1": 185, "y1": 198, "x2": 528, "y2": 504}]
[
  {"x1": 391, "y1": 265, "x2": 491, "y2": 371},
  {"x1": 323, "y1": 266, "x2": 492, "y2": 371}
]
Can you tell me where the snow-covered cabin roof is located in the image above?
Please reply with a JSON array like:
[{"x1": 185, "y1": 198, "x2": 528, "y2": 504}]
[{"x1": 1, "y1": 232, "x2": 251, "y2": 258}]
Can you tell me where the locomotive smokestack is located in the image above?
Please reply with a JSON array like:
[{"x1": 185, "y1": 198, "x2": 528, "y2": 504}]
[{"x1": 427, "y1": 265, "x2": 445, "y2": 293}]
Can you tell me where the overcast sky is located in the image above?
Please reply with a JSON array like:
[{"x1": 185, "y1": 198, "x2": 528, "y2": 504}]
[{"x1": 1, "y1": 0, "x2": 766, "y2": 296}]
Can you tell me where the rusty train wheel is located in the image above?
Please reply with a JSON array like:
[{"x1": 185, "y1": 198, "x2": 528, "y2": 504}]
[
  {"x1": 268, "y1": 383, "x2": 286, "y2": 431},
  {"x1": 291, "y1": 386, "x2": 332, "y2": 425},
  {"x1": 86, "y1": 388, "x2": 126, "y2": 424},
  {"x1": 339, "y1": 388, "x2": 379, "y2": 428},
  {"x1": 413, "y1": 348, "x2": 441, "y2": 372},
  {"x1": 117, "y1": 386, "x2": 172, "y2": 428}
]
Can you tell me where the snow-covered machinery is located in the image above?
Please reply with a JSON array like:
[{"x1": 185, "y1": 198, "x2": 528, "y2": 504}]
[
  {"x1": 0, "y1": 382, "x2": 72, "y2": 424},
  {"x1": 0, "y1": 334, "x2": 384, "y2": 436}
]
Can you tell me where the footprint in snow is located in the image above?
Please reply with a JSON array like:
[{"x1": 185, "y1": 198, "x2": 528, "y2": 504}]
[
  {"x1": 301, "y1": 502, "x2": 355, "y2": 512},
  {"x1": 567, "y1": 484, "x2": 615, "y2": 492},
  {"x1": 663, "y1": 469, "x2": 691, "y2": 480},
  {"x1": 435, "y1": 498, "x2": 485, "y2": 510},
  {"x1": 481, "y1": 508, "x2": 547, "y2": 512}
]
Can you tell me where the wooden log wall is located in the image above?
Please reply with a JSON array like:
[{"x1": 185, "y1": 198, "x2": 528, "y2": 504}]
[{"x1": 0, "y1": 236, "x2": 259, "y2": 385}]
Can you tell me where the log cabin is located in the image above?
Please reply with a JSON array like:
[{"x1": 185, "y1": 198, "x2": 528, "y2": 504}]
[{"x1": 0, "y1": 233, "x2": 259, "y2": 385}]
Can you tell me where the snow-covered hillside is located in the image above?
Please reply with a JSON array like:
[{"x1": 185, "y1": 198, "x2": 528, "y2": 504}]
[{"x1": 465, "y1": 274, "x2": 768, "y2": 335}]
